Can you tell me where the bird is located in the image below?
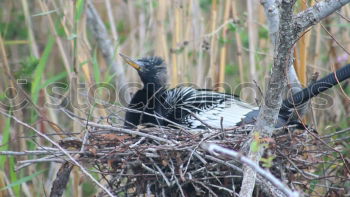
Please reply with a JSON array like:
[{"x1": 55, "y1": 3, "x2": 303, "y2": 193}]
[{"x1": 120, "y1": 53, "x2": 350, "y2": 130}]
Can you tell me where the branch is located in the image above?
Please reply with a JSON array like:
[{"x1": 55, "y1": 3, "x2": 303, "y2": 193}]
[
  {"x1": 239, "y1": 0, "x2": 297, "y2": 196},
  {"x1": 201, "y1": 143, "x2": 299, "y2": 197},
  {"x1": 294, "y1": 0, "x2": 350, "y2": 34},
  {"x1": 261, "y1": 0, "x2": 303, "y2": 107},
  {"x1": 240, "y1": 1, "x2": 350, "y2": 196},
  {"x1": 261, "y1": 0, "x2": 280, "y2": 45},
  {"x1": 49, "y1": 162, "x2": 74, "y2": 197},
  {"x1": 86, "y1": 0, "x2": 131, "y2": 103}
]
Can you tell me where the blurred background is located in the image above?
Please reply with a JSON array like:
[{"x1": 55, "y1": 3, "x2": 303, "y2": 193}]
[{"x1": 0, "y1": 0, "x2": 349, "y2": 196}]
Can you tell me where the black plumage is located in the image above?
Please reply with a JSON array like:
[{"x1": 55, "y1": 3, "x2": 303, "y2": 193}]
[
  {"x1": 120, "y1": 53, "x2": 350, "y2": 129},
  {"x1": 121, "y1": 53, "x2": 257, "y2": 129},
  {"x1": 122, "y1": 55, "x2": 168, "y2": 128}
]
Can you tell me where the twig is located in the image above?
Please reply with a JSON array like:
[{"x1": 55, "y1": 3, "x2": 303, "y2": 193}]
[
  {"x1": 0, "y1": 111, "x2": 116, "y2": 197},
  {"x1": 0, "y1": 150, "x2": 78, "y2": 156},
  {"x1": 201, "y1": 143, "x2": 299, "y2": 197},
  {"x1": 169, "y1": 159, "x2": 185, "y2": 197},
  {"x1": 150, "y1": 158, "x2": 171, "y2": 187},
  {"x1": 86, "y1": 121, "x2": 177, "y2": 144}
]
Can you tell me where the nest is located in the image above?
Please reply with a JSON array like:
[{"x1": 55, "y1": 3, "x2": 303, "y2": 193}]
[
  {"x1": 6, "y1": 106, "x2": 349, "y2": 197},
  {"x1": 52, "y1": 120, "x2": 347, "y2": 197}
]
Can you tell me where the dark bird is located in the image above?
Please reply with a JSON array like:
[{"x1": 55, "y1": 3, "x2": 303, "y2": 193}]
[{"x1": 120, "y1": 53, "x2": 350, "y2": 129}]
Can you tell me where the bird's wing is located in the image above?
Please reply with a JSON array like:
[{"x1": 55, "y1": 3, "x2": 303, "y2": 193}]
[{"x1": 163, "y1": 87, "x2": 258, "y2": 128}]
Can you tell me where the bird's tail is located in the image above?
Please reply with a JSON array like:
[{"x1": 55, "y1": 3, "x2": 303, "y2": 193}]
[{"x1": 280, "y1": 63, "x2": 350, "y2": 116}]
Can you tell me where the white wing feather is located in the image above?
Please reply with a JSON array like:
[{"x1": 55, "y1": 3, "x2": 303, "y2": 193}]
[
  {"x1": 165, "y1": 87, "x2": 258, "y2": 128},
  {"x1": 186, "y1": 99, "x2": 258, "y2": 128}
]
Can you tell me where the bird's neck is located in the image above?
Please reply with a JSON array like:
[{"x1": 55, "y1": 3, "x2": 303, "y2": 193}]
[{"x1": 142, "y1": 82, "x2": 166, "y2": 94}]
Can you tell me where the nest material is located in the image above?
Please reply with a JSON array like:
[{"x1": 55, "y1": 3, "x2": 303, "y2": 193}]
[
  {"x1": 52, "y1": 122, "x2": 347, "y2": 197},
  {"x1": 6, "y1": 110, "x2": 348, "y2": 197}
]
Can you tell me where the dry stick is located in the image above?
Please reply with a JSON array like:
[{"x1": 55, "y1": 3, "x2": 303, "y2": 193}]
[
  {"x1": 86, "y1": 0, "x2": 130, "y2": 103},
  {"x1": 203, "y1": 19, "x2": 234, "y2": 38},
  {"x1": 194, "y1": 180, "x2": 218, "y2": 197},
  {"x1": 0, "y1": 150, "x2": 81, "y2": 156},
  {"x1": 209, "y1": 0, "x2": 218, "y2": 86},
  {"x1": 217, "y1": 0, "x2": 231, "y2": 92},
  {"x1": 193, "y1": 0, "x2": 205, "y2": 87},
  {"x1": 85, "y1": 121, "x2": 177, "y2": 144},
  {"x1": 200, "y1": 153, "x2": 287, "y2": 197},
  {"x1": 201, "y1": 143, "x2": 299, "y2": 197},
  {"x1": 171, "y1": 1, "x2": 180, "y2": 85},
  {"x1": 38, "y1": 0, "x2": 72, "y2": 79},
  {"x1": 247, "y1": 0, "x2": 258, "y2": 83},
  {"x1": 21, "y1": 0, "x2": 39, "y2": 58},
  {"x1": 321, "y1": 127, "x2": 350, "y2": 138},
  {"x1": 149, "y1": 158, "x2": 171, "y2": 187},
  {"x1": 104, "y1": 0, "x2": 118, "y2": 43},
  {"x1": 231, "y1": 2, "x2": 245, "y2": 90},
  {"x1": 155, "y1": 0, "x2": 169, "y2": 62},
  {"x1": 0, "y1": 111, "x2": 116, "y2": 197},
  {"x1": 297, "y1": 1, "x2": 310, "y2": 87},
  {"x1": 169, "y1": 159, "x2": 185, "y2": 197},
  {"x1": 310, "y1": 22, "x2": 321, "y2": 128}
]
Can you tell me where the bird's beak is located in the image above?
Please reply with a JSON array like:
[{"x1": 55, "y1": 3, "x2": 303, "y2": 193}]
[{"x1": 119, "y1": 53, "x2": 142, "y2": 71}]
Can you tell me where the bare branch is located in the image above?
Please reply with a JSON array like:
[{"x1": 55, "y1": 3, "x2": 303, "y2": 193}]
[
  {"x1": 294, "y1": 0, "x2": 350, "y2": 34},
  {"x1": 261, "y1": 0, "x2": 280, "y2": 45},
  {"x1": 201, "y1": 143, "x2": 299, "y2": 197},
  {"x1": 49, "y1": 162, "x2": 73, "y2": 197},
  {"x1": 86, "y1": 0, "x2": 130, "y2": 103},
  {"x1": 240, "y1": 0, "x2": 297, "y2": 196}
]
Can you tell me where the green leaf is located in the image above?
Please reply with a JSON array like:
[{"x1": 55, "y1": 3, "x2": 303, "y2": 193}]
[
  {"x1": 261, "y1": 155, "x2": 275, "y2": 168},
  {"x1": 9, "y1": 157, "x2": 20, "y2": 196},
  {"x1": 218, "y1": 36, "x2": 228, "y2": 46},
  {"x1": 67, "y1": 34, "x2": 77, "y2": 40},
  {"x1": 54, "y1": 17, "x2": 67, "y2": 37},
  {"x1": 0, "y1": 117, "x2": 11, "y2": 168},
  {"x1": 39, "y1": 71, "x2": 68, "y2": 90},
  {"x1": 228, "y1": 23, "x2": 237, "y2": 32},
  {"x1": 31, "y1": 36, "x2": 55, "y2": 104},
  {"x1": 250, "y1": 140, "x2": 260, "y2": 152},
  {"x1": 75, "y1": 0, "x2": 85, "y2": 22},
  {"x1": 32, "y1": 9, "x2": 58, "y2": 17},
  {"x1": 258, "y1": 27, "x2": 269, "y2": 39},
  {"x1": 16, "y1": 56, "x2": 39, "y2": 78},
  {"x1": 0, "y1": 169, "x2": 46, "y2": 191}
]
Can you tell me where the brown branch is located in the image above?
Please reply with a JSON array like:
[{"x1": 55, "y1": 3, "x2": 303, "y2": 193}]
[{"x1": 49, "y1": 162, "x2": 74, "y2": 197}]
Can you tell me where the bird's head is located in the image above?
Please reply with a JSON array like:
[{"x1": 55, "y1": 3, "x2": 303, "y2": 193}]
[{"x1": 120, "y1": 53, "x2": 168, "y2": 87}]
